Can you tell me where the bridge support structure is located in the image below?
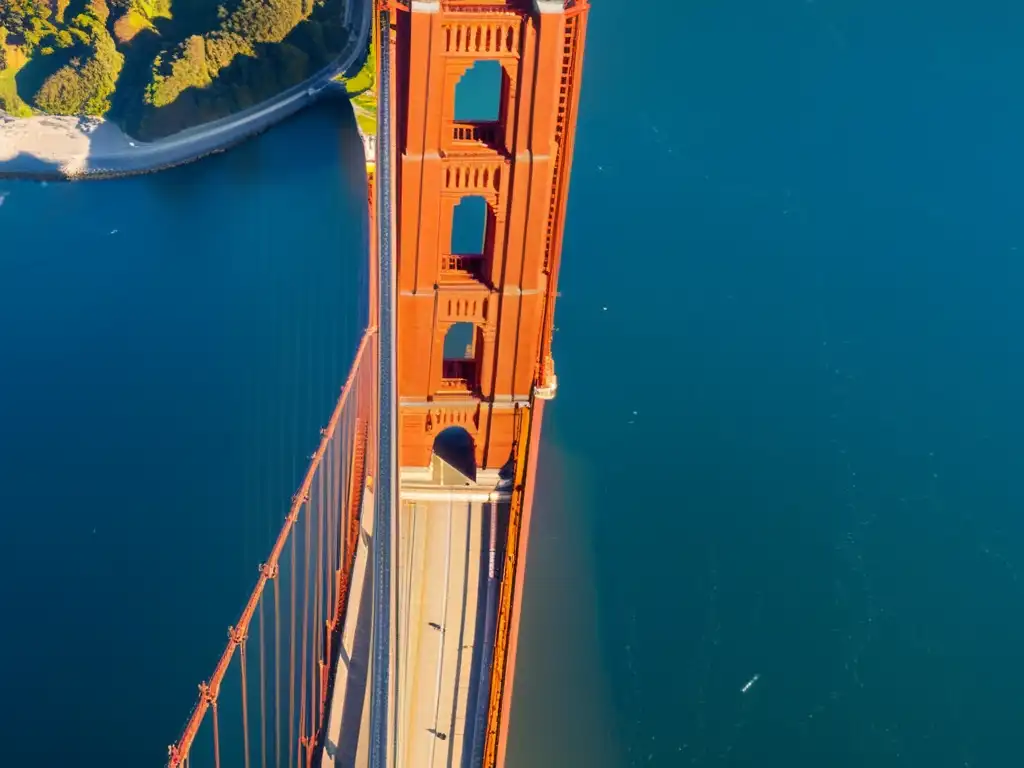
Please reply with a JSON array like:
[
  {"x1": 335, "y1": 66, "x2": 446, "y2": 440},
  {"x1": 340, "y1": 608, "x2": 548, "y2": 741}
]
[
  {"x1": 389, "y1": 1, "x2": 589, "y2": 766},
  {"x1": 392, "y1": 0, "x2": 588, "y2": 472}
]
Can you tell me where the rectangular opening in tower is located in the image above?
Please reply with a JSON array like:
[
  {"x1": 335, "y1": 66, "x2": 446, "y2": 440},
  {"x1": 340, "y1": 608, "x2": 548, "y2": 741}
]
[
  {"x1": 443, "y1": 195, "x2": 489, "y2": 282},
  {"x1": 441, "y1": 322, "x2": 478, "y2": 393},
  {"x1": 454, "y1": 60, "x2": 503, "y2": 123}
]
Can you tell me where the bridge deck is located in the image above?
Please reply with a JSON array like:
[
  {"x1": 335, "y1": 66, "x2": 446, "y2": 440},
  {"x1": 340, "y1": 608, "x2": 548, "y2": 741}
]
[
  {"x1": 396, "y1": 494, "x2": 483, "y2": 765},
  {"x1": 395, "y1": 462, "x2": 510, "y2": 768},
  {"x1": 330, "y1": 460, "x2": 509, "y2": 768}
]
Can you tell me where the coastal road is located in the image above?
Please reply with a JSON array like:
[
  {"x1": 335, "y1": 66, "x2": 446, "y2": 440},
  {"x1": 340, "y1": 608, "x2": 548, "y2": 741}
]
[{"x1": 0, "y1": 0, "x2": 371, "y2": 178}]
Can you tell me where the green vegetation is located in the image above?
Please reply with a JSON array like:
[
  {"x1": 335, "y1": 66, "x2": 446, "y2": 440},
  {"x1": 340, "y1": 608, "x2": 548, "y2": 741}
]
[
  {"x1": 0, "y1": 35, "x2": 34, "y2": 116},
  {"x1": 0, "y1": 0, "x2": 367, "y2": 140},
  {"x1": 334, "y1": 29, "x2": 375, "y2": 136},
  {"x1": 33, "y1": 13, "x2": 125, "y2": 115}
]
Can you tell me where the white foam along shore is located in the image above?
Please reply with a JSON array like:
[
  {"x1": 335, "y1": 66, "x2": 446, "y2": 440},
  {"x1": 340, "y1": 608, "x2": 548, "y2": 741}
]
[{"x1": 0, "y1": 112, "x2": 135, "y2": 176}]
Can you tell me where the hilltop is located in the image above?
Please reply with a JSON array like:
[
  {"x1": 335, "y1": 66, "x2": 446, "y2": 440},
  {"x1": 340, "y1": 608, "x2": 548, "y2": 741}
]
[{"x1": 0, "y1": 0, "x2": 363, "y2": 140}]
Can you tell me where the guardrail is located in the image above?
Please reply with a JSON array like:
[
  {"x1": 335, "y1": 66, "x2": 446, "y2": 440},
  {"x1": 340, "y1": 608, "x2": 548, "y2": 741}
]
[{"x1": 368, "y1": 5, "x2": 396, "y2": 768}]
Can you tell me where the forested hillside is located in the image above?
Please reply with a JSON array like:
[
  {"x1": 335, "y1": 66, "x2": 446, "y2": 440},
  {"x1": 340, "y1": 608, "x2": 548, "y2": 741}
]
[{"x1": 0, "y1": 0, "x2": 355, "y2": 138}]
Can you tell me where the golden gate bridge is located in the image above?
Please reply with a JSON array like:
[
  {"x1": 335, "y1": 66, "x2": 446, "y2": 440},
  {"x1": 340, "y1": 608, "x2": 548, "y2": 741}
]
[{"x1": 166, "y1": 1, "x2": 589, "y2": 766}]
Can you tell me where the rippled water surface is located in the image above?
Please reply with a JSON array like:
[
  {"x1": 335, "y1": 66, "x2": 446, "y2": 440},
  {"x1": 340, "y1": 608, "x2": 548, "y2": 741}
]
[{"x1": 2, "y1": 3, "x2": 1024, "y2": 766}]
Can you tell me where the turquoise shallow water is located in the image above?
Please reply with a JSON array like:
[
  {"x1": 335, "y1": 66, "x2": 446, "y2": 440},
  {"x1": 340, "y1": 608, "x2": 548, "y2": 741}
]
[{"x1": 2, "y1": 2, "x2": 1024, "y2": 766}]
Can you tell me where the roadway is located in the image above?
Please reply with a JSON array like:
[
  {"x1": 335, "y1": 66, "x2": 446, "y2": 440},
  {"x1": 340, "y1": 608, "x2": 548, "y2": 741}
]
[
  {"x1": 395, "y1": 495, "x2": 485, "y2": 767},
  {"x1": 0, "y1": 0, "x2": 372, "y2": 179},
  {"x1": 325, "y1": 461, "x2": 509, "y2": 768},
  {"x1": 383, "y1": 462, "x2": 512, "y2": 768}
]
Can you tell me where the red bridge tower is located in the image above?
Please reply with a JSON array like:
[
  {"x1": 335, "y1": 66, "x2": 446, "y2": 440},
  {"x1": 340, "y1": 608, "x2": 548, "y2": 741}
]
[{"x1": 393, "y1": 0, "x2": 589, "y2": 471}]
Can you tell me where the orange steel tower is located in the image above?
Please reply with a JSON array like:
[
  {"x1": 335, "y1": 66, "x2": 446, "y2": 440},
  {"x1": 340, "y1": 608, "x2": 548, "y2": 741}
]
[
  {"x1": 393, "y1": 0, "x2": 589, "y2": 471},
  {"x1": 390, "y1": 0, "x2": 589, "y2": 764}
]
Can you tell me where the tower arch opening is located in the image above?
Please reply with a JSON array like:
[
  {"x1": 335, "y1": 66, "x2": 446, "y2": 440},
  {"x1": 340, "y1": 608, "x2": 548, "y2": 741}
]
[
  {"x1": 441, "y1": 322, "x2": 479, "y2": 392},
  {"x1": 447, "y1": 195, "x2": 490, "y2": 280},
  {"x1": 451, "y1": 195, "x2": 488, "y2": 256},
  {"x1": 431, "y1": 425, "x2": 477, "y2": 483},
  {"x1": 454, "y1": 59, "x2": 504, "y2": 123}
]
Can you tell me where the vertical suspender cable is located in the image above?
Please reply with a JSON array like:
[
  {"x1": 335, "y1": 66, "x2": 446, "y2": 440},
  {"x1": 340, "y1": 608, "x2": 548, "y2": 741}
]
[
  {"x1": 299, "y1": 496, "x2": 312, "y2": 764},
  {"x1": 241, "y1": 640, "x2": 252, "y2": 768},
  {"x1": 311, "y1": 488, "x2": 320, "y2": 743},
  {"x1": 274, "y1": 576, "x2": 282, "y2": 768},
  {"x1": 316, "y1": 468, "x2": 325, "y2": 726},
  {"x1": 289, "y1": 531, "x2": 297, "y2": 768},
  {"x1": 212, "y1": 701, "x2": 221, "y2": 768},
  {"x1": 325, "y1": 438, "x2": 335, "y2": 646},
  {"x1": 259, "y1": 595, "x2": 268, "y2": 768}
]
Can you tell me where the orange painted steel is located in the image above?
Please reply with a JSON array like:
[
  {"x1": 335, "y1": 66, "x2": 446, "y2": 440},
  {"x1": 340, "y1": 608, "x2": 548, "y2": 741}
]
[
  {"x1": 481, "y1": 400, "x2": 531, "y2": 767},
  {"x1": 393, "y1": 0, "x2": 584, "y2": 468},
  {"x1": 490, "y1": 398, "x2": 546, "y2": 768},
  {"x1": 168, "y1": 0, "x2": 589, "y2": 760},
  {"x1": 536, "y1": 2, "x2": 589, "y2": 389},
  {"x1": 368, "y1": 167, "x2": 378, "y2": 330},
  {"x1": 167, "y1": 329, "x2": 375, "y2": 768},
  {"x1": 391, "y1": 0, "x2": 589, "y2": 763}
]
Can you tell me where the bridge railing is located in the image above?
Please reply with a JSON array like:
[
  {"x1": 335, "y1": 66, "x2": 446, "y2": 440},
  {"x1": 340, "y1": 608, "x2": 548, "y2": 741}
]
[
  {"x1": 481, "y1": 399, "x2": 534, "y2": 767},
  {"x1": 167, "y1": 329, "x2": 377, "y2": 768}
]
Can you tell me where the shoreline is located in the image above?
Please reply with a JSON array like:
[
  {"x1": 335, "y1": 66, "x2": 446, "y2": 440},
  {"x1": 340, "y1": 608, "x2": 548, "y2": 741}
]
[
  {"x1": 0, "y1": 0, "x2": 372, "y2": 182},
  {"x1": 0, "y1": 113, "x2": 136, "y2": 178},
  {"x1": 0, "y1": 90, "x2": 375, "y2": 182}
]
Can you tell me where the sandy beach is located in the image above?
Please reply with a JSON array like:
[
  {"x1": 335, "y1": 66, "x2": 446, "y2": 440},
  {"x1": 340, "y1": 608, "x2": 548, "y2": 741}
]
[
  {"x1": 0, "y1": 112, "x2": 136, "y2": 176},
  {"x1": 0, "y1": 102, "x2": 375, "y2": 179}
]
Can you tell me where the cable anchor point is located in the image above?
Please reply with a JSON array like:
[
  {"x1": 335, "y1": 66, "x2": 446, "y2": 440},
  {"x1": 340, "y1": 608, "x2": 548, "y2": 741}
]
[
  {"x1": 261, "y1": 562, "x2": 279, "y2": 579},
  {"x1": 199, "y1": 681, "x2": 216, "y2": 704}
]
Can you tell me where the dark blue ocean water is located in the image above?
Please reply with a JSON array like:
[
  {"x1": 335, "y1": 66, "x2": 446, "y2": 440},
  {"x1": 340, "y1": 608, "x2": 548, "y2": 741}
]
[
  {"x1": 512, "y1": 2, "x2": 1024, "y2": 766},
  {"x1": 0, "y1": 101, "x2": 370, "y2": 764},
  {"x1": 1, "y1": 2, "x2": 1023, "y2": 766}
]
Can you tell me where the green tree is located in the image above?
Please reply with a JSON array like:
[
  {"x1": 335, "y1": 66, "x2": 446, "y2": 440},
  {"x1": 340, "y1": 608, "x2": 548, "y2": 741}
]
[
  {"x1": 226, "y1": 0, "x2": 305, "y2": 45},
  {"x1": 0, "y1": 0, "x2": 52, "y2": 37},
  {"x1": 33, "y1": 17, "x2": 124, "y2": 115},
  {"x1": 146, "y1": 35, "x2": 211, "y2": 107}
]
